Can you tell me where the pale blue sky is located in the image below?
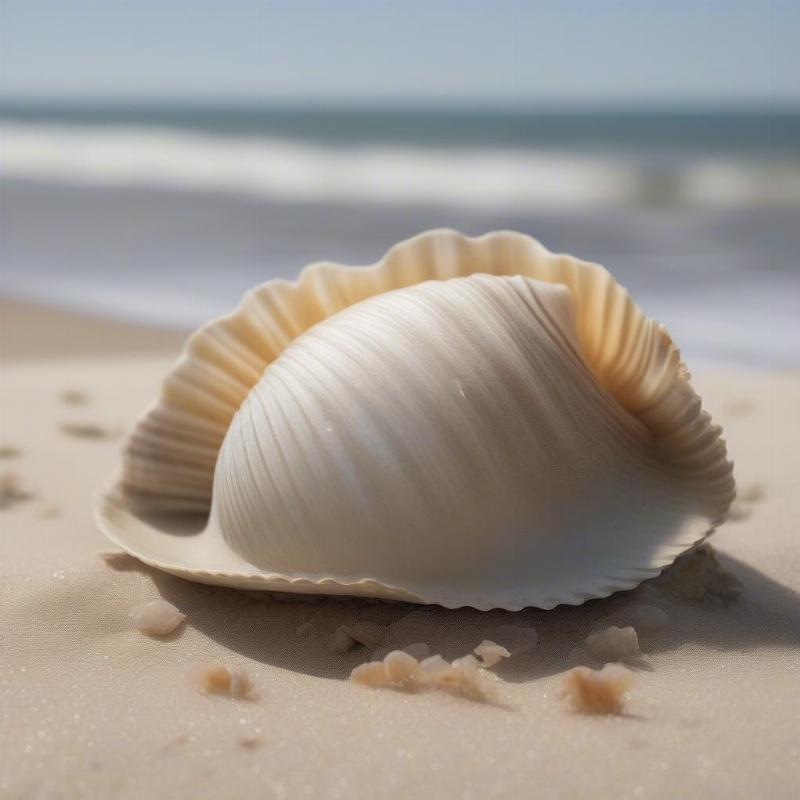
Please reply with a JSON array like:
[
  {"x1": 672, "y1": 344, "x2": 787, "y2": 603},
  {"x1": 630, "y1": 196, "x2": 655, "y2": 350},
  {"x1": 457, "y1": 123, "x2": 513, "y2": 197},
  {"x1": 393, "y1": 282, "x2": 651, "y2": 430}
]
[{"x1": 0, "y1": 0, "x2": 797, "y2": 106}]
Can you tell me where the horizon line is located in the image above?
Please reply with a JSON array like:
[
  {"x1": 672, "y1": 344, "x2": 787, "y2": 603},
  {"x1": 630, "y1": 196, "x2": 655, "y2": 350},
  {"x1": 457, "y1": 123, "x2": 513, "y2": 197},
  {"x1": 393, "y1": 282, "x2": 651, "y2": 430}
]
[{"x1": 1, "y1": 95, "x2": 798, "y2": 115}]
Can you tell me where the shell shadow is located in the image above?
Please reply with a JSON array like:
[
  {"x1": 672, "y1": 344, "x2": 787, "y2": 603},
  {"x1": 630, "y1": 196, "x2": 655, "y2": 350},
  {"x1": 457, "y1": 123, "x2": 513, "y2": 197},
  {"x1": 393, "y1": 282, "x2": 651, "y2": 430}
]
[{"x1": 109, "y1": 547, "x2": 800, "y2": 683}]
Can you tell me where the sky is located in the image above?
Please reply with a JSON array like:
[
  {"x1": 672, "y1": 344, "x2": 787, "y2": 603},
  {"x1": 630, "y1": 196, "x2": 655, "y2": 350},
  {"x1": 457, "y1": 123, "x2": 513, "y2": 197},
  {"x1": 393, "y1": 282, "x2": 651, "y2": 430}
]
[{"x1": 0, "y1": 0, "x2": 797, "y2": 107}]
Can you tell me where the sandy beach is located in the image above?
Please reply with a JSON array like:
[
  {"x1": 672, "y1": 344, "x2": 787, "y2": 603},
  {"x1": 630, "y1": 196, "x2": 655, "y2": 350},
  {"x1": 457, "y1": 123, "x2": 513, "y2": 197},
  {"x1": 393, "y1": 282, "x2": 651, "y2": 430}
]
[{"x1": 1, "y1": 300, "x2": 798, "y2": 799}]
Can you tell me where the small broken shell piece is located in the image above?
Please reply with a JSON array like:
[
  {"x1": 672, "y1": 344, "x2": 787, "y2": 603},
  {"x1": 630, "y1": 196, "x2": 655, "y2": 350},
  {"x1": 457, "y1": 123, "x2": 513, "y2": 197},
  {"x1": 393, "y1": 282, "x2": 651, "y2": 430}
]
[
  {"x1": 417, "y1": 654, "x2": 450, "y2": 680},
  {"x1": 383, "y1": 650, "x2": 419, "y2": 683},
  {"x1": 351, "y1": 650, "x2": 420, "y2": 689},
  {"x1": 437, "y1": 655, "x2": 495, "y2": 701},
  {"x1": 561, "y1": 664, "x2": 634, "y2": 715},
  {"x1": 473, "y1": 640, "x2": 511, "y2": 668},
  {"x1": 585, "y1": 626, "x2": 640, "y2": 663},
  {"x1": 350, "y1": 660, "x2": 390, "y2": 687},
  {"x1": 129, "y1": 599, "x2": 185, "y2": 636},
  {"x1": 350, "y1": 650, "x2": 496, "y2": 701},
  {"x1": 340, "y1": 621, "x2": 387, "y2": 649},
  {"x1": 451, "y1": 654, "x2": 480, "y2": 673},
  {"x1": 332, "y1": 621, "x2": 388, "y2": 652},
  {"x1": 199, "y1": 665, "x2": 254, "y2": 699}
]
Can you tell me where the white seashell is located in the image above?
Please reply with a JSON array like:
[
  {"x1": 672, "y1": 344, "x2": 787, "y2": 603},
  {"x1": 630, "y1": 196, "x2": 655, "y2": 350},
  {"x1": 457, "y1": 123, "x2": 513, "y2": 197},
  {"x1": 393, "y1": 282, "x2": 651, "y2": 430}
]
[
  {"x1": 198, "y1": 665, "x2": 254, "y2": 699},
  {"x1": 473, "y1": 640, "x2": 512, "y2": 668},
  {"x1": 332, "y1": 620, "x2": 387, "y2": 652},
  {"x1": 350, "y1": 650, "x2": 496, "y2": 701},
  {"x1": 350, "y1": 660, "x2": 389, "y2": 687},
  {"x1": 95, "y1": 229, "x2": 735, "y2": 610},
  {"x1": 451, "y1": 654, "x2": 481, "y2": 675},
  {"x1": 416, "y1": 654, "x2": 451, "y2": 679},
  {"x1": 339, "y1": 621, "x2": 387, "y2": 649},
  {"x1": 129, "y1": 599, "x2": 185, "y2": 636},
  {"x1": 383, "y1": 650, "x2": 419, "y2": 684}
]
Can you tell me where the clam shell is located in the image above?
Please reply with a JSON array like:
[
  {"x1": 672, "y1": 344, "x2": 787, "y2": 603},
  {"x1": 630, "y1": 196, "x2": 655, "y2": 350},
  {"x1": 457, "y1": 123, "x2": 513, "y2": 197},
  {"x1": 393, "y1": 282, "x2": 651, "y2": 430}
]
[{"x1": 95, "y1": 229, "x2": 735, "y2": 610}]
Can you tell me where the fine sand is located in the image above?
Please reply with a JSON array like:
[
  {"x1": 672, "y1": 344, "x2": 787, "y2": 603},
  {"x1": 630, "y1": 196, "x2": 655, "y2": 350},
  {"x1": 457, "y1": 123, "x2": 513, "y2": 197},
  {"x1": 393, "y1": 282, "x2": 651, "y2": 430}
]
[{"x1": 1, "y1": 302, "x2": 799, "y2": 799}]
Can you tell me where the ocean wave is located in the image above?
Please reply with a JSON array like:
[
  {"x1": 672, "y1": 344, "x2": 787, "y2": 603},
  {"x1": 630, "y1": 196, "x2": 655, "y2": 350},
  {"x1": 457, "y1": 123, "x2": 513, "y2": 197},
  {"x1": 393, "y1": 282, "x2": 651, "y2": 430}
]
[{"x1": 1, "y1": 122, "x2": 799, "y2": 209}]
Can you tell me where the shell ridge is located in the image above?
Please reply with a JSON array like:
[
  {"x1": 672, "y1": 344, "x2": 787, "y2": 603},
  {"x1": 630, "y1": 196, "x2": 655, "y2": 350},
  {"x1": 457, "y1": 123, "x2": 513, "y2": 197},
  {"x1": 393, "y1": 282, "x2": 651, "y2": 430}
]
[{"x1": 101, "y1": 229, "x2": 735, "y2": 609}]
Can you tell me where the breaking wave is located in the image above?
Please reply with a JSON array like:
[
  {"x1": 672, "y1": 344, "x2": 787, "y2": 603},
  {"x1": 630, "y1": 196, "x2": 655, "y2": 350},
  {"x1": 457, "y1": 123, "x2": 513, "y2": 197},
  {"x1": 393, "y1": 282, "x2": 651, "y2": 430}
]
[{"x1": 2, "y1": 122, "x2": 799, "y2": 209}]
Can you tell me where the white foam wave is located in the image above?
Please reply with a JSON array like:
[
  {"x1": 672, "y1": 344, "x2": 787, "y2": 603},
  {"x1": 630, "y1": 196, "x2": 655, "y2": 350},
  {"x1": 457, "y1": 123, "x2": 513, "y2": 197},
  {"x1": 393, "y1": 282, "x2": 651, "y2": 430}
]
[{"x1": 1, "y1": 123, "x2": 799, "y2": 209}]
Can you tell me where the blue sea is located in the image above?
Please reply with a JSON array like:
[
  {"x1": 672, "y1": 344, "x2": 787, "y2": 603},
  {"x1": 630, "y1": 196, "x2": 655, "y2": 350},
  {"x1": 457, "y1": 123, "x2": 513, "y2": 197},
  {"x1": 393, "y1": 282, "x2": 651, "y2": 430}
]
[{"x1": 1, "y1": 103, "x2": 798, "y2": 367}]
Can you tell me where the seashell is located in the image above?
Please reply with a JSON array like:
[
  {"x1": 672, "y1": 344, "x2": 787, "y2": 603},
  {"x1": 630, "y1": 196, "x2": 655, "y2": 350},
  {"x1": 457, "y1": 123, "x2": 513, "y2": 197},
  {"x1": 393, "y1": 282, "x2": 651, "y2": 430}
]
[
  {"x1": 95, "y1": 229, "x2": 735, "y2": 611},
  {"x1": 198, "y1": 665, "x2": 254, "y2": 699},
  {"x1": 382, "y1": 650, "x2": 419, "y2": 684},
  {"x1": 129, "y1": 599, "x2": 186, "y2": 636},
  {"x1": 561, "y1": 664, "x2": 634, "y2": 715},
  {"x1": 339, "y1": 621, "x2": 388, "y2": 649},
  {"x1": 473, "y1": 640, "x2": 512, "y2": 668}
]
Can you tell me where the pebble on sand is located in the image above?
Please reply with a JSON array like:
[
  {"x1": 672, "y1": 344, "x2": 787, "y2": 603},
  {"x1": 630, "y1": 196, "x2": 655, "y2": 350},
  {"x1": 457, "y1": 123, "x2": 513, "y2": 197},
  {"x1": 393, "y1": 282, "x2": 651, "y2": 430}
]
[
  {"x1": 585, "y1": 626, "x2": 640, "y2": 663},
  {"x1": 198, "y1": 666, "x2": 254, "y2": 699},
  {"x1": 129, "y1": 599, "x2": 186, "y2": 636},
  {"x1": 351, "y1": 650, "x2": 497, "y2": 702},
  {"x1": 332, "y1": 620, "x2": 388, "y2": 652},
  {"x1": 561, "y1": 664, "x2": 634, "y2": 715},
  {"x1": 473, "y1": 640, "x2": 511, "y2": 668}
]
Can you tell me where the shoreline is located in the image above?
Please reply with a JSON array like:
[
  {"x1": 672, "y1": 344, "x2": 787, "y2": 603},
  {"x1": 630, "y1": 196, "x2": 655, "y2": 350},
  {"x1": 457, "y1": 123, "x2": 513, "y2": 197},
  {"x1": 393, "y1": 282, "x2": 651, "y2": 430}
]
[
  {"x1": 0, "y1": 297, "x2": 187, "y2": 360},
  {"x1": 2, "y1": 178, "x2": 800, "y2": 368}
]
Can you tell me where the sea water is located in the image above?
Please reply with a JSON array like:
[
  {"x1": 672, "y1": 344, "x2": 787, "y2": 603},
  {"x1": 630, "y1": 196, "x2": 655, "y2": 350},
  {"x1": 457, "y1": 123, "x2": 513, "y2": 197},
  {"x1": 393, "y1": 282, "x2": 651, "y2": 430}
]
[{"x1": 1, "y1": 104, "x2": 798, "y2": 367}]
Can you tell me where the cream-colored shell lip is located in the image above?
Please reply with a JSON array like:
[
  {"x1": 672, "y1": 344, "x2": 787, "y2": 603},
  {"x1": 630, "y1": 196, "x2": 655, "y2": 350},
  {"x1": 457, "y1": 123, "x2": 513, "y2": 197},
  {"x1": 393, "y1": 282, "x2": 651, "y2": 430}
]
[{"x1": 95, "y1": 229, "x2": 735, "y2": 611}]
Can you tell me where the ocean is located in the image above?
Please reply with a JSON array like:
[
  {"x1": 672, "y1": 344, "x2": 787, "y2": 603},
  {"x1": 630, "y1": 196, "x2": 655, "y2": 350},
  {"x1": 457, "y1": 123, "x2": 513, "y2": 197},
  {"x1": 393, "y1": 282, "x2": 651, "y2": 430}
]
[{"x1": 1, "y1": 104, "x2": 798, "y2": 367}]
